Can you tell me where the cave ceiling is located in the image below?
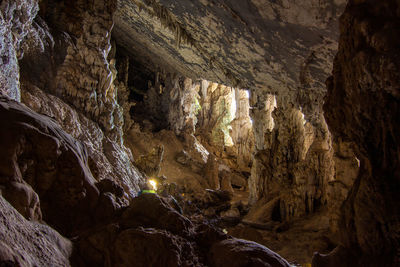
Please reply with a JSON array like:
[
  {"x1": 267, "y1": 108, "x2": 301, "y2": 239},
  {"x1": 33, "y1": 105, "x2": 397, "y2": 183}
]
[{"x1": 113, "y1": 0, "x2": 345, "y2": 102}]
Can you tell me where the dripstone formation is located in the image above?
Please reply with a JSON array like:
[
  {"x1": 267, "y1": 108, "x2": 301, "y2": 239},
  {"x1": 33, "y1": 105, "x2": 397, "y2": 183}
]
[{"x1": 0, "y1": 0, "x2": 398, "y2": 266}]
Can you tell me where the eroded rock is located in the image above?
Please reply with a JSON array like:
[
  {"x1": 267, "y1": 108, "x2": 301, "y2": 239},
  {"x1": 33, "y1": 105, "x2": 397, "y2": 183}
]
[
  {"x1": 320, "y1": 0, "x2": 400, "y2": 265},
  {"x1": 73, "y1": 193, "x2": 290, "y2": 267},
  {"x1": 0, "y1": 195, "x2": 71, "y2": 266}
]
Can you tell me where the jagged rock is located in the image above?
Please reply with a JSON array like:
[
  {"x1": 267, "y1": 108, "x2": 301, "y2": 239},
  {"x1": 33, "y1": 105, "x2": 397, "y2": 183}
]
[
  {"x1": 0, "y1": 96, "x2": 129, "y2": 237},
  {"x1": 135, "y1": 144, "x2": 164, "y2": 177},
  {"x1": 230, "y1": 88, "x2": 255, "y2": 171},
  {"x1": 0, "y1": 195, "x2": 71, "y2": 266},
  {"x1": 321, "y1": 0, "x2": 400, "y2": 265},
  {"x1": 11, "y1": 2, "x2": 127, "y2": 159},
  {"x1": 248, "y1": 100, "x2": 335, "y2": 223},
  {"x1": 0, "y1": 0, "x2": 39, "y2": 101},
  {"x1": 21, "y1": 85, "x2": 143, "y2": 198}
]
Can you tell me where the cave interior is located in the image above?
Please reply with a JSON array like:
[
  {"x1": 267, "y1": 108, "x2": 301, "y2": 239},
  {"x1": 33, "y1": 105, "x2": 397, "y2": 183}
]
[{"x1": 0, "y1": 0, "x2": 399, "y2": 266}]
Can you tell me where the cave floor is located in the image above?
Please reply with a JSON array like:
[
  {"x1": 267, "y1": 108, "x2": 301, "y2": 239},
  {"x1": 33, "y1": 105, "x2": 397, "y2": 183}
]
[{"x1": 227, "y1": 209, "x2": 334, "y2": 266}]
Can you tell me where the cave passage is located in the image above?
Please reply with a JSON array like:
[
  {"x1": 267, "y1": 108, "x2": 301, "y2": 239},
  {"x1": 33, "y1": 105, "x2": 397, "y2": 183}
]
[{"x1": 1, "y1": 0, "x2": 398, "y2": 266}]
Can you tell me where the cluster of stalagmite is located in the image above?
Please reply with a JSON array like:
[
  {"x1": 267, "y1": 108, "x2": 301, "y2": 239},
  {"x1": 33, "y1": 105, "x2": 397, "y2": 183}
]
[{"x1": 1, "y1": 0, "x2": 399, "y2": 266}]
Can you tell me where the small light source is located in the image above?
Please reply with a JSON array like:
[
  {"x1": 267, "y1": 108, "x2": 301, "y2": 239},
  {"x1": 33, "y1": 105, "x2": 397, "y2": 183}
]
[{"x1": 149, "y1": 179, "x2": 157, "y2": 191}]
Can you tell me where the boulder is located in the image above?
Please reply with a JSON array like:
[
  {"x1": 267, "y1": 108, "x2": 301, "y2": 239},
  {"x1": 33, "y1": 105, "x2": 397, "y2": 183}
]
[{"x1": 208, "y1": 238, "x2": 291, "y2": 267}]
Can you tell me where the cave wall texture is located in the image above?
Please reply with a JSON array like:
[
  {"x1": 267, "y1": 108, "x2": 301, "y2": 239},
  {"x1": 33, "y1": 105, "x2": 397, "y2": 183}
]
[
  {"x1": 315, "y1": 0, "x2": 400, "y2": 266},
  {"x1": 0, "y1": 0, "x2": 399, "y2": 266}
]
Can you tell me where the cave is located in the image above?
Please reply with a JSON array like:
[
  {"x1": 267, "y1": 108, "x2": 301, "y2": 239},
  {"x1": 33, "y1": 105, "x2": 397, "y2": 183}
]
[{"x1": 0, "y1": 0, "x2": 399, "y2": 266}]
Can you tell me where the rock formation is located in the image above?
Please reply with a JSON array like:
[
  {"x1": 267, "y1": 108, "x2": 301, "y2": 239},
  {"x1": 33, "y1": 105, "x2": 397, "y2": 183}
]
[
  {"x1": 0, "y1": 195, "x2": 71, "y2": 266},
  {"x1": 315, "y1": 0, "x2": 400, "y2": 266},
  {"x1": 1, "y1": 0, "x2": 398, "y2": 266},
  {"x1": 0, "y1": 0, "x2": 38, "y2": 101}
]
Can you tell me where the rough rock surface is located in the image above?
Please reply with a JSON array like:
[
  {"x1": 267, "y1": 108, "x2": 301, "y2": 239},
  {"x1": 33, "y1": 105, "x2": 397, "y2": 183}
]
[
  {"x1": 209, "y1": 238, "x2": 291, "y2": 267},
  {"x1": 0, "y1": 96, "x2": 128, "y2": 237},
  {"x1": 113, "y1": 0, "x2": 345, "y2": 121},
  {"x1": 21, "y1": 0, "x2": 124, "y2": 141},
  {"x1": 248, "y1": 96, "x2": 335, "y2": 224},
  {"x1": 0, "y1": 195, "x2": 71, "y2": 266},
  {"x1": 21, "y1": 85, "x2": 143, "y2": 198},
  {"x1": 326, "y1": 140, "x2": 358, "y2": 236},
  {"x1": 318, "y1": 0, "x2": 400, "y2": 266},
  {"x1": 73, "y1": 193, "x2": 291, "y2": 267},
  {"x1": 0, "y1": 0, "x2": 38, "y2": 101},
  {"x1": 135, "y1": 144, "x2": 164, "y2": 177}
]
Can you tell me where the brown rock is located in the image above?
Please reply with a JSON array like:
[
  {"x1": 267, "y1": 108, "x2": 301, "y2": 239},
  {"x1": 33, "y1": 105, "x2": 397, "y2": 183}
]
[
  {"x1": 0, "y1": 96, "x2": 100, "y2": 236},
  {"x1": 205, "y1": 154, "x2": 220, "y2": 190},
  {"x1": 2, "y1": 181, "x2": 42, "y2": 221},
  {"x1": 121, "y1": 193, "x2": 193, "y2": 236},
  {"x1": 321, "y1": 0, "x2": 400, "y2": 265},
  {"x1": 73, "y1": 187, "x2": 291, "y2": 267},
  {"x1": 220, "y1": 171, "x2": 235, "y2": 193},
  {"x1": 208, "y1": 238, "x2": 291, "y2": 267},
  {"x1": 113, "y1": 227, "x2": 202, "y2": 267},
  {"x1": 135, "y1": 144, "x2": 164, "y2": 177},
  {"x1": 0, "y1": 195, "x2": 71, "y2": 266}
]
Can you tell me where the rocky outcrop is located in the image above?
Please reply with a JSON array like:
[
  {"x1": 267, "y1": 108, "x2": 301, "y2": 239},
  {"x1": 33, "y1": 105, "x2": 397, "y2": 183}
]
[
  {"x1": 20, "y1": 0, "x2": 124, "y2": 141},
  {"x1": 135, "y1": 144, "x2": 164, "y2": 177},
  {"x1": 73, "y1": 193, "x2": 291, "y2": 267},
  {"x1": 230, "y1": 88, "x2": 254, "y2": 171},
  {"x1": 317, "y1": 0, "x2": 400, "y2": 266},
  {"x1": 196, "y1": 81, "x2": 254, "y2": 173},
  {"x1": 326, "y1": 140, "x2": 359, "y2": 237},
  {"x1": 0, "y1": 195, "x2": 71, "y2": 266},
  {"x1": 21, "y1": 84, "x2": 143, "y2": 198},
  {"x1": 197, "y1": 81, "x2": 236, "y2": 151},
  {"x1": 0, "y1": 0, "x2": 38, "y2": 101},
  {"x1": 17, "y1": 1, "x2": 144, "y2": 198},
  {"x1": 0, "y1": 96, "x2": 129, "y2": 237}
]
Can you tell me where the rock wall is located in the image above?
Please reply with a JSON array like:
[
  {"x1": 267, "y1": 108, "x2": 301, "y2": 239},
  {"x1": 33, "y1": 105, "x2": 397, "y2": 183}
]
[
  {"x1": 22, "y1": 0, "x2": 123, "y2": 141},
  {"x1": 317, "y1": 0, "x2": 400, "y2": 265},
  {"x1": 0, "y1": 96, "x2": 130, "y2": 236},
  {"x1": 326, "y1": 140, "x2": 359, "y2": 238},
  {"x1": 21, "y1": 86, "x2": 143, "y2": 198},
  {"x1": 0, "y1": 0, "x2": 38, "y2": 101},
  {"x1": 16, "y1": 0, "x2": 144, "y2": 198},
  {"x1": 0, "y1": 195, "x2": 71, "y2": 266}
]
